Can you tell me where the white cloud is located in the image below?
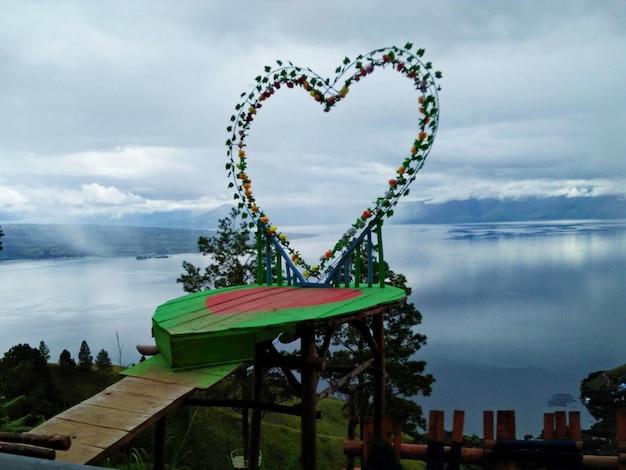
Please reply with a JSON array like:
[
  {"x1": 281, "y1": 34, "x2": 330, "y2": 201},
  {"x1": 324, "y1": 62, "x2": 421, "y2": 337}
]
[{"x1": 0, "y1": 0, "x2": 624, "y2": 223}]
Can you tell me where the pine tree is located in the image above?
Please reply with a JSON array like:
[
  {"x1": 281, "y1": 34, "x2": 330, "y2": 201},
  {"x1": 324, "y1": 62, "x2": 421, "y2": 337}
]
[
  {"x1": 58, "y1": 349, "x2": 75, "y2": 373},
  {"x1": 38, "y1": 340, "x2": 51, "y2": 362},
  {"x1": 0, "y1": 344, "x2": 61, "y2": 419},
  {"x1": 77, "y1": 340, "x2": 93, "y2": 371},
  {"x1": 177, "y1": 207, "x2": 256, "y2": 292},
  {"x1": 95, "y1": 349, "x2": 113, "y2": 374},
  {"x1": 323, "y1": 254, "x2": 434, "y2": 437}
]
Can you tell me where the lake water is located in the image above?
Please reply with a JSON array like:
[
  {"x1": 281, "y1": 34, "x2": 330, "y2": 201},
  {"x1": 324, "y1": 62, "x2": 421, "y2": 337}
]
[{"x1": 1, "y1": 220, "x2": 625, "y2": 438}]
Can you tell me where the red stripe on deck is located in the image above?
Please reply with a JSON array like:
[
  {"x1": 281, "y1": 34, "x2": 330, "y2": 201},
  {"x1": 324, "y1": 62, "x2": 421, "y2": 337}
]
[{"x1": 205, "y1": 287, "x2": 362, "y2": 315}]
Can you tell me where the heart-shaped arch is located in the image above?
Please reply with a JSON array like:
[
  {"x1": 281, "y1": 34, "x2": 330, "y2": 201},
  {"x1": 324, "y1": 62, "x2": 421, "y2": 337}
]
[{"x1": 226, "y1": 43, "x2": 442, "y2": 279}]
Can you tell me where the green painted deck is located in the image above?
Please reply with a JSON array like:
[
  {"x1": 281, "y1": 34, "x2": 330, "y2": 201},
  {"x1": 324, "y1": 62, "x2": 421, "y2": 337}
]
[
  {"x1": 27, "y1": 284, "x2": 405, "y2": 465},
  {"x1": 151, "y1": 284, "x2": 406, "y2": 370}
]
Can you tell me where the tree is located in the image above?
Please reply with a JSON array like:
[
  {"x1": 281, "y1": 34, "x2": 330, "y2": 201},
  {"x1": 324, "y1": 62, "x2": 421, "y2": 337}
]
[
  {"x1": 77, "y1": 340, "x2": 93, "y2": 371},
  {"x1": 38, "y1": 341, "x2": 51, "y2": 362},
  {"x1": 0, "y1": 225, "x2": 3, "y2": 251},
  {"x1": 177, "y1": 207, "x2": 257, "y2": 292},
  {"x1": 580, "y1": 367, "x2": 626, "y2": 455},
  {"x1": 58, "y1": 349, "x2": 76, "y2": 373},
  {"x1": 323, "y1": 253, "x2": 434, "y2": 438},
  {"x1": 0, "y1": 344, "x2": 60, "y2": 420},
  {"x1": 95, "y1": 349, "x2": 113, "y2": 374}
]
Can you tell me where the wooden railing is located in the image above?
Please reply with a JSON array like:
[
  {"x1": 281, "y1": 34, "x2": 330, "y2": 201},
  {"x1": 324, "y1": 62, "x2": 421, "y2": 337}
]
[
  {"x1": 344, "y1": 409, "x2": 626, "y2": 469},
  {"x1": 255, "y1": 217, "x2": 386, "y2": 287}
]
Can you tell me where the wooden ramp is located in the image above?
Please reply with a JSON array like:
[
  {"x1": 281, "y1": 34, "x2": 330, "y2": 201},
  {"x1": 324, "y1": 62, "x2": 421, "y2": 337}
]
[{"x1": 28, "y1": 358, "x2": 240, "y2": 465}]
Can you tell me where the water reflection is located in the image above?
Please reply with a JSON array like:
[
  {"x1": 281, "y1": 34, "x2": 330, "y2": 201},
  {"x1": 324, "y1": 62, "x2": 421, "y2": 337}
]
[{"x1": 0, "y1": 220, "x2": 624, "y2": 436}]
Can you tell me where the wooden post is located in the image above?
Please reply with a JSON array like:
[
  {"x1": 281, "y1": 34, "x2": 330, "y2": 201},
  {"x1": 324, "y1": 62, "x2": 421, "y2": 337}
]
[
  {"x1": 275, "y1": 249, "x2": 283, "y2": 286},
  {"x1": 153, "y1": 416, "x2": 165, "y2": 470},
  {"x1": 345, "y1": 385, "x2": 358, "y2": 470},
  {"x1": 618, "y1": 410, "x2": 626, "y2": 470},
  {"x1": 355, "y1": 243, "x2": 361, "y2": 288},
  {"x1": 496, "y1": 410, "x2": 516, "y2": 440},
  {"x1": 372, "y1": 311, "x2": 385, "y2": 438},
  {"x1": 427, "y1": 410, "x2": 445, "y2": 470},
  {"x1": 449, "y1": 410, "x2": 465, "y2": 470},
  {"x1": 376, "y1": 219, "x2": 385, "y2": 288},
  {"x1": 300, "y1": 326, "x2": 318, "y2": 470},
  {"x1": 555, "y1": 410, "x2": 567, "y2": 439},
  {"x1": 484, "y1": 410, "x2": 494, "y2": 442},
  {"x1": 249, "y1": 348, "x2": 266, "y2": 470},
  {"x1": 543, "y1": 412, "x2": 555, "y2": 440},
  {"x1": 256, "y1": 226, "x2": 263, "y2": 284}
]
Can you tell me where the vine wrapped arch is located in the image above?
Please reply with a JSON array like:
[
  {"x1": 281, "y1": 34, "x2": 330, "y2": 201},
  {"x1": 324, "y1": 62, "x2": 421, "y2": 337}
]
[{"x1": 225, "y1": 43, "x2": 442, "y2": 280}]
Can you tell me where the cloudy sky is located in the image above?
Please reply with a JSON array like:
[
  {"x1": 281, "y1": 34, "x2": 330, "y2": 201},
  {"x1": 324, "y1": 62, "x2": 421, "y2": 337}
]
[{"x1": 1, "y1": 0, "x2": 624, "y2": 224}]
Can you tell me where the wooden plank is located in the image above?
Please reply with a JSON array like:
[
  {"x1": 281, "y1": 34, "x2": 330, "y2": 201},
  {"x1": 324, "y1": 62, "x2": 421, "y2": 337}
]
[
  {"x1": 120, "y1": 356, "x2": 241, "y2": 389},
  {"x1": 28, "y1": 377, "x2": 195, "y2": 465}
]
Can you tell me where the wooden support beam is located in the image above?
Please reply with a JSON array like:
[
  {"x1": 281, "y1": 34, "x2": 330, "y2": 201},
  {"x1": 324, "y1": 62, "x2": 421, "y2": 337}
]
[
  {"x1": 153, "y1": 417, "x2": 165, "y2": 470},
  {"x1": 372, "y1": 312, "x2": 385, "y2": 438},
  {"x1": 255, "y1": 347, "x2": 325, "y2": 372},
  {"x1": 350, "y1": 320, "x2": 379, "y2": 357},
  {"x1": 317, "y1": 326, "x2": 335, "y2": 361},
  {"x1": 300, "y1": 326, "x2": 318, "y2": 470},
  {"x1": 618, "y1": 410, "x2": 626, "y2": 470},
  {"x1": 265, "y1": 342, "x2": 304, "y2": 396},
  {"x1": 248, "y1": 348, "x2": 265, "y2": 470},
  {"x1": 316, "y1": 359, "x2": 374, "y2": 401},
  {"x1": 184, "y1": 398, "x2": 322, "y2": 418}
]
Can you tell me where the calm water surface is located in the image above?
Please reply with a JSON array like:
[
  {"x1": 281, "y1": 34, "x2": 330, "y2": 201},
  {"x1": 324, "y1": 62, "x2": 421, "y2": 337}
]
[{"x1": 1, "y1": 220, "x2": 624, "y2": 437}]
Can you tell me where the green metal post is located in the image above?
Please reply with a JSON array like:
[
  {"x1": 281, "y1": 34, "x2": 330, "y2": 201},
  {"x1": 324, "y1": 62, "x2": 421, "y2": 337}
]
[{"x1": 376, "y1": 219, "x2": 385, "y2": 288}]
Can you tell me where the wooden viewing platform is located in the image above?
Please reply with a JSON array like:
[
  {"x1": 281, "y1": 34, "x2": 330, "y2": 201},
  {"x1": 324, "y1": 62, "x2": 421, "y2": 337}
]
[{"x1": 23, "y1": 283, "x2": 406, "y2": 468}]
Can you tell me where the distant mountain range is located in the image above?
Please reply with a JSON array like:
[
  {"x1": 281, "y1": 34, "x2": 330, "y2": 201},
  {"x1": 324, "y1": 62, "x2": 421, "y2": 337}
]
[
  {"x1": 69, "y1": 195, "x2": 624, "y2": 228},
  {"x1": 392, "y1": 195, "x2": 626, "y2": 224},
  {"x1": 0, "y1": 196, "x2": 623, "y2": 261}
]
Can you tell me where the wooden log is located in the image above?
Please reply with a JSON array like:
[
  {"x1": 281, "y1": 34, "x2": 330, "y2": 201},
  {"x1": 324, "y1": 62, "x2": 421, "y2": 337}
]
[
  {"x1": 316, "y1": 359, "x2": 374, "y2": 401},
  {"x1": 0, "y1": 431, "x2": 71, "y2": 450},
  {"x1": 343, "y1": 440, "x2": 485, "y2": 464},
  {"x1": 582, "y1": 454, "x2": 619, "y2": 468},
  {"x1": 136, "y1": 344, "x2": 159, "y2": 356},
  {"x1": 0, "y1": 441, "x2": 56, "y2": 460}
]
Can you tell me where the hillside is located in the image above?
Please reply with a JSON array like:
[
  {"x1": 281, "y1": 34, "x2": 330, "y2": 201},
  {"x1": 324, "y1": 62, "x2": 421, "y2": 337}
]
[
  {"x1": 1, "y1": 195, "x2": 623, "y2": 261},
  {"x1": 0, "y1": 224, "x2": 211, "y2": 261}
]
